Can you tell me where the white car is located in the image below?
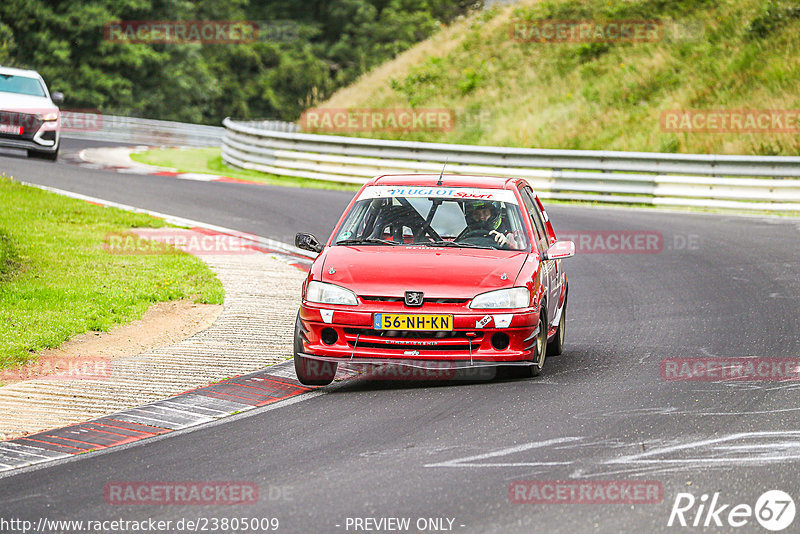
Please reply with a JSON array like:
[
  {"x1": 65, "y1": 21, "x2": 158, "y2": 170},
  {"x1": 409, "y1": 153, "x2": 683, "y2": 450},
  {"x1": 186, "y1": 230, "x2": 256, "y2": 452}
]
[{"x1": 0, "y1": 66, "x2": 63, "y2": 160}]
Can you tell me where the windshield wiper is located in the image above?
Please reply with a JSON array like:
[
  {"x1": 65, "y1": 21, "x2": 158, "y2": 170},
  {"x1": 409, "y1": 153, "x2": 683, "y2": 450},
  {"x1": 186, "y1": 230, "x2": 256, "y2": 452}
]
[
  {"x1": 423, "y1": 240, "x2": 494, "y2": 250},
  {"x1": 336, "y1": 238, "x2": 401, "y2": 246}
]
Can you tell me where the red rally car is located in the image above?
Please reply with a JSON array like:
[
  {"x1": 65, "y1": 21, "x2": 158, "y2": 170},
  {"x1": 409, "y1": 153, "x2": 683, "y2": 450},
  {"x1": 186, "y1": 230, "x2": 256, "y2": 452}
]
[{"x1": 293, "y1": 174, "x2": 575, "y2": 386}]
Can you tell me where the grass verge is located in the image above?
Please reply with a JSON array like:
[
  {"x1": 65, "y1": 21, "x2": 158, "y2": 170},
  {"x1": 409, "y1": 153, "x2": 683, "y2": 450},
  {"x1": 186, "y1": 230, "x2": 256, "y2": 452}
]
[
  {"x1": 130, "y1": 147, "x2": 360, "y2": 192},
  {"x1": 0, "y1": 176, "x2": 224, "y2": 371}
]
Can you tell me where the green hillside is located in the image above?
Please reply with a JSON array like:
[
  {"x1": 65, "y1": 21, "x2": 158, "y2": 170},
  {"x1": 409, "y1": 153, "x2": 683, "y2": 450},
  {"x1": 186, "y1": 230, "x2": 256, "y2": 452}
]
[{"x1": 315, "y1": 0, "x2": 800, "y2": 155}]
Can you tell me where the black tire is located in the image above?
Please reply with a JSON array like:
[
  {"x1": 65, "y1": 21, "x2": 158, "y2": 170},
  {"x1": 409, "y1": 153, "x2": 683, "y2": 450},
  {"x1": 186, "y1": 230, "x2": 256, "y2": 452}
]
[
  {"x1": 508, "y1": 310, "x2": 547, "y2": 378},
  {"x1": 293, "y1": 312, "x2": 336, "y2": 386},
  {"x1": 28, "y1": 147, "x2": 58, "y2": 161},
  {"x1": 547, "y1": 292, "x2": 567, "y2": 356}
]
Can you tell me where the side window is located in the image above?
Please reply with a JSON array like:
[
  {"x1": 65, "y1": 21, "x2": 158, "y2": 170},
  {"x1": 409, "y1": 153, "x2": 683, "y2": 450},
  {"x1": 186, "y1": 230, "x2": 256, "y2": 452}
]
[
  {"x1": 530, "y1": 197, "x2": 551, "y2": 245},
  {"x1": 520, "y1": 188, "x2": 548, "y2": 251}
]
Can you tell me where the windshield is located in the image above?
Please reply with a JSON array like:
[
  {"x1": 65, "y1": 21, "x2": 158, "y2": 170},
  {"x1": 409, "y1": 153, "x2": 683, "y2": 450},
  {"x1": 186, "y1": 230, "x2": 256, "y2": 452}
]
[
  {"x1": 0, "y1": 74, "x2": 46, "y2": 97},
  {"x1": 334, "y1": 186, "x2": 529, "y2": 251}
]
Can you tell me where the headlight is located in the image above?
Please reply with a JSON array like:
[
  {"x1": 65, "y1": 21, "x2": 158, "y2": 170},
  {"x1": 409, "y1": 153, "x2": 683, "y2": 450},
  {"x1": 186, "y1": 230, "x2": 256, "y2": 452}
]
[
  {"x1": 306, "y1": 281, "x2": 358, "y2": 306},
  {"x1": 470, "y1": 287, "x2": 529, "y2": 309},
  {"x1": 37, "y1": 112, "x2": 59, "y2": 121}
]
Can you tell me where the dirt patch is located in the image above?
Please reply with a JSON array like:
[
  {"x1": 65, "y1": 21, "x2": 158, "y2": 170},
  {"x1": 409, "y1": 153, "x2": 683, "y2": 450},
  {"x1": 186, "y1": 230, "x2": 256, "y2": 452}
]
[{"x1": 0, "y1": 300, "x2": 223, "y2": 386}]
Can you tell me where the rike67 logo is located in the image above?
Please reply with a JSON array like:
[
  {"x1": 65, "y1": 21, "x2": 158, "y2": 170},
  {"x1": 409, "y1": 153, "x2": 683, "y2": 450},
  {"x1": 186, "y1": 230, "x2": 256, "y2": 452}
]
[{"x1": 668, "y1": 490, "x2": 795, "y2": 531}]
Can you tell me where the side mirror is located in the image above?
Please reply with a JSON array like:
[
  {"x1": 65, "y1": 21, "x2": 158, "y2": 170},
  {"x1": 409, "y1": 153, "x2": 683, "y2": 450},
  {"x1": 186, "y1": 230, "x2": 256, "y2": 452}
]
[
  {"x1": 51, "y1": 92, "x2": 64, "y2": 105},
  {"x1": 543, "y1": 240, "x2": 575, "y2": 260},
  {"x1": 295, "y1": 232, "x2": 323, "y2": 253}
]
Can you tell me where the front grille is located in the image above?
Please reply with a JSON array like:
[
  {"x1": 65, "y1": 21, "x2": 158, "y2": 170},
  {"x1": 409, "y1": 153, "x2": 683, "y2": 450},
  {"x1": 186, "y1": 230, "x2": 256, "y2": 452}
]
[
  {"x1": 345, "y1": 328, "x2": 476, "y2": 339},
  {"x1": 0, "y1": 111, "x2": 42, "y2": 140},
  {"x1": 344, "y1": 328, "x2": 484, "y2": 351}
]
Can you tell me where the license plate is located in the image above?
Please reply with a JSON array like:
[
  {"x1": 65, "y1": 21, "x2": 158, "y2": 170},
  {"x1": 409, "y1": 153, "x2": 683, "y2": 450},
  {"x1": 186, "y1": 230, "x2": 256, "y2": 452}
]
[
  {"x1": 374, "y1": 313, "x2": 453, "y2": 331},
  {"x1": 0, "y1": 124, "x2": 22, "y2": 135}
]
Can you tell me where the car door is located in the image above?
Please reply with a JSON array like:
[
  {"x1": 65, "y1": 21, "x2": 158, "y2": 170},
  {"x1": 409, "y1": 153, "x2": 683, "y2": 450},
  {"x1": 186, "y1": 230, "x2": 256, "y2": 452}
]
[{"x1": 519, "y1": 187, "x2": 559, "y2": 328}]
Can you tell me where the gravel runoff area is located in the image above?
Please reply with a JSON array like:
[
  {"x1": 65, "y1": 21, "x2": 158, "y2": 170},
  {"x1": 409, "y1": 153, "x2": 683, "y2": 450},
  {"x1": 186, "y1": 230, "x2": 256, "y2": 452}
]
[{"x1": 0, "y1": 249, "x2": 308, "y2": 440}]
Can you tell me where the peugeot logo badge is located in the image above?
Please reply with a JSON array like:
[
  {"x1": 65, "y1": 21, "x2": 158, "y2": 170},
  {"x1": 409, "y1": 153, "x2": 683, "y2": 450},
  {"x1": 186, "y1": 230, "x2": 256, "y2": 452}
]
[{"x1": 405, "y1": 291, "x2": 424, "y2": 307}]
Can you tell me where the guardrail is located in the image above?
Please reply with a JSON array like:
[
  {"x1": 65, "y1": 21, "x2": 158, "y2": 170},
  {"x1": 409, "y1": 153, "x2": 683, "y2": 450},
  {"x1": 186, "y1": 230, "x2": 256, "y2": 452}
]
[
  {"x1": 222, "y1": 117, "x2": 800, "y2": 211},
  {"x1": 60, "y1": 112, "x2": 226, "y2": 147}
]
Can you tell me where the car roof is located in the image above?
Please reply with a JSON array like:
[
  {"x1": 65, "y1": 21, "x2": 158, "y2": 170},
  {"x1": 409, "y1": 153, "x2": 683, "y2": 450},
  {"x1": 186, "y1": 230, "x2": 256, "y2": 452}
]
[
  {"x1": 369, "y1": 174, "x2": 520, "y2": 189},
  {"x1": 0, "y1": 66, "x2": 43, "y2": 79}
]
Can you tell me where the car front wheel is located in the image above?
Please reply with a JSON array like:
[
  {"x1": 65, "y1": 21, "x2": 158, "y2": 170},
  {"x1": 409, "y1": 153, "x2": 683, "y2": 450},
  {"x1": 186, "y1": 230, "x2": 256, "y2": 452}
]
[
  {"x1": 508, "y1": 310, "x2": 547, "y2": 378},
  {"x1": 293, "y1": 312, "x2": 337, "y2": 386}
]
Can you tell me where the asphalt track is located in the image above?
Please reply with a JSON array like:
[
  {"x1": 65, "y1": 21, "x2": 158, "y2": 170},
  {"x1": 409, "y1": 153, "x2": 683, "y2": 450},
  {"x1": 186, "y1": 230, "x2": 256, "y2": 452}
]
[{"x1": 1, "y1": 140, "x2": 800, "y2": 533}]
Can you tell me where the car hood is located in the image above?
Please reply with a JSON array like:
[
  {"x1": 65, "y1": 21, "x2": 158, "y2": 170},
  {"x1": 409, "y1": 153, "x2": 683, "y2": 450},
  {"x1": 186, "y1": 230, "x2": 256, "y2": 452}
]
[
  {"x1": 319, "y1": 245, "x2": 528, "y2": 298},
  {"x1": 0, "y1": 92, "x2": 57, "y2": 113}
]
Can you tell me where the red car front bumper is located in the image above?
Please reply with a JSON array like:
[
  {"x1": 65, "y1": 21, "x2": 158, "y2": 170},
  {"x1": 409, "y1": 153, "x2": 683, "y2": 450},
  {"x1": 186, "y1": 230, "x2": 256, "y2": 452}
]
[{"x1": 297, "y1": 302, "x2": 539, "y2": 366}]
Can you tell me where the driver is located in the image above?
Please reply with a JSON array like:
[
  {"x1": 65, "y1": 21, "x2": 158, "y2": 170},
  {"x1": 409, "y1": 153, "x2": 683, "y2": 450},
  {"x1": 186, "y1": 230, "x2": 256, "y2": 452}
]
[{"x1": 463, "y1": 200, "x2": 517, "y2": 248}]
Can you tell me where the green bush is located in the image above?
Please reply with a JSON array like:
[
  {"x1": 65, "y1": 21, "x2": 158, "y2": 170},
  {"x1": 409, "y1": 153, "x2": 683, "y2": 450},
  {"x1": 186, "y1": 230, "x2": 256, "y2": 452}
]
[{"x1": 0, "y1": 0, "x2": 477, "y2": 123}]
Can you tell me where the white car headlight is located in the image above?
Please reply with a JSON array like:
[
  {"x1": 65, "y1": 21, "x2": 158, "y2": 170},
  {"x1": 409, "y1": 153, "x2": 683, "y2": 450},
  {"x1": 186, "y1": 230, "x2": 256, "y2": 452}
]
[
  {"x1": 470, "y1": 287, "x2": 530, "y2": 309},
  {"x1": 37, "y1": 112, "x2": 59, "y2": 121},
  {"x1": 306, "y1": 281, "x2": 358, "y2": 306}
]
